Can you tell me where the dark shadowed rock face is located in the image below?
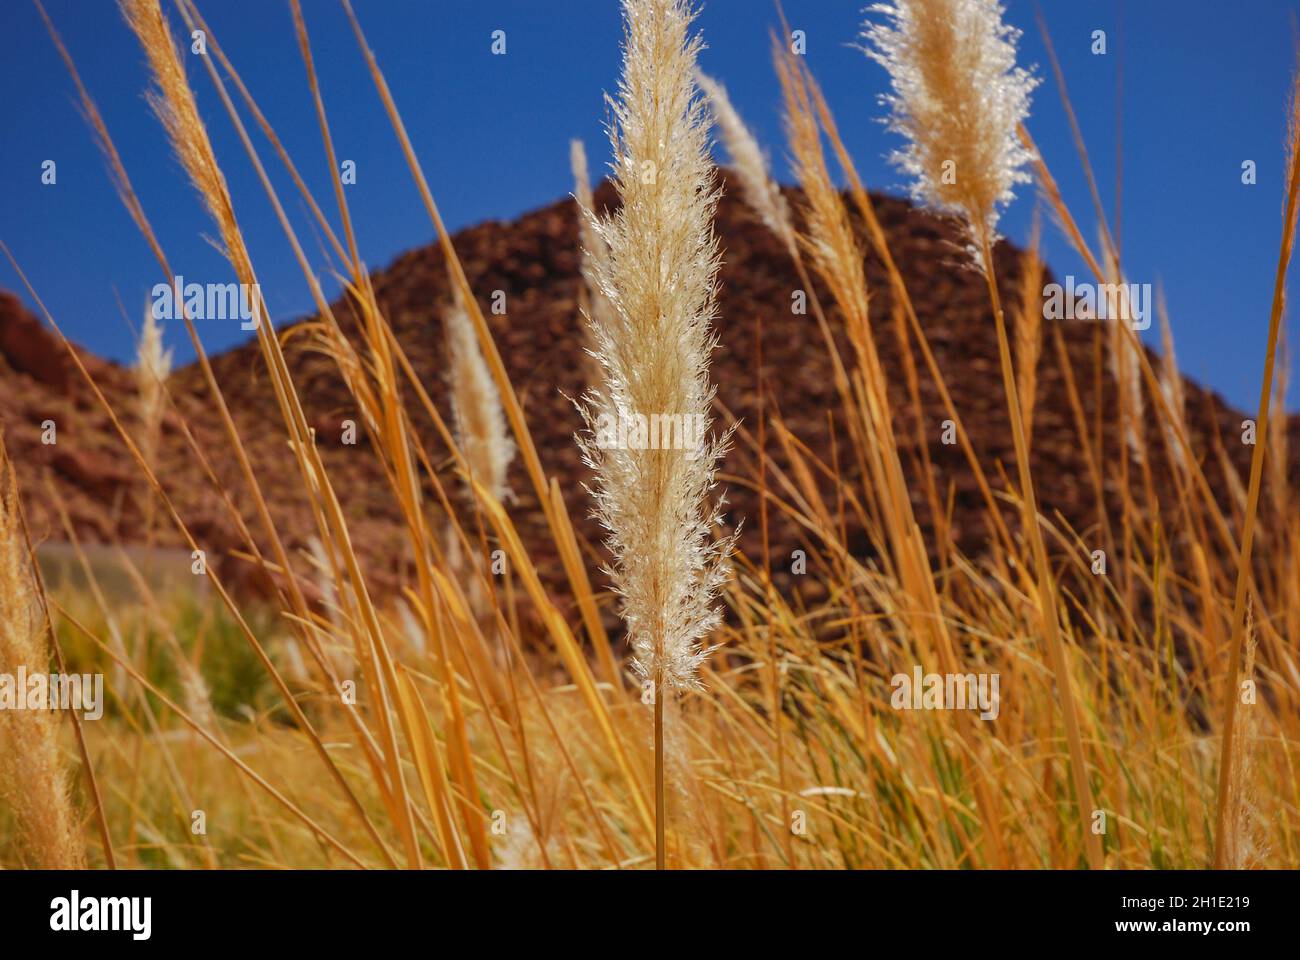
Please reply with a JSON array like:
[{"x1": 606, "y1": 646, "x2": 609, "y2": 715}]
[
  {"x1": 1, "y1": 179, "x2": 1293, "y2": 627},
  {"x1": 0, "y1": 292, "x2": 73, "y2": 393}
]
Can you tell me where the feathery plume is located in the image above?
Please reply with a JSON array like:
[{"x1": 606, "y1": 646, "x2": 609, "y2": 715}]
[
  {"x1": 570, "y1": 138, "x2": 616, "y2": 365},
  {"x1": 394, "y1": 596, "x2": 427, "y2": 659},
  {"x1": 118, "y1": 0, "x2": 239, "y2": 261},
  {"x1": 569, "y1": 139, "x2": 599, "y2": 244},
  {"x1": 695, "y1": 70, "x2": 793, "y2": 242},
  {"x1": 0, "y1": 449, "x2": 83, "y2": 868},
  {"x1": 177, "y1": 657, "x2": 215, "y2": 732},
  {"x1": 1114, "y1": 329, "x2": 1145, "y2": 465},
  {"x1": 777, "y1": 43, "x2": 870, "y2": 347},
  {"x1": 306, "y1": 535, "x2": 352, "y2": 681},
  {"x1": 135, "y1": 305, "x2": 172, "y2": 488},
  {"x1": 1266, "y1": 326, "x2": 1290, "y2": 523},
  {"x1": 1156, "y1": 287, "x2": 1188, "y2": 473},
  {"x1": 1104, "y1": 246, "x2": 1146, "y2": 465},
  {"x1": 577, "y1": 0, "x2": 732, "y2": 693},
  {"x1": 1015, "y1": 216, "x2": 1044, "y2": 446},
  {"x1": 446, "y1": 294, "x2": 515, "y2": 505},
  {"x1": 861, "y1": 0, "x2": 1038, "y2": 253}
]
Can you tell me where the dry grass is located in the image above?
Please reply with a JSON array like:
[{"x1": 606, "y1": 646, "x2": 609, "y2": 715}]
[
  {"x1": 0, "y1": 446, "x2": 84, "y2": 869},
  {"x1": 445, "y1": 295, "x2": 515, "y2": 506},
  {"x1": 575, "y1": 0, "x2": 734, "y2": 867},
  {"x1": 3, "y1": 0, "x2": 1299, "y2": 871}
]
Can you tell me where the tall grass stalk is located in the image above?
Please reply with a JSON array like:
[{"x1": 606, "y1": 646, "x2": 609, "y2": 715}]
[
  {"x1": 570, "y1": 138, "x2": 615, "y2": 370},
  {"x1": 0, "y1": 446, "x2": 84, "y2": 868},
  {"x1": 695, "y1": 67, "x2": 799, "y2": 863},
  {"x1": 863, "y1": 0, "x2": 1102, "y2": 868},
  {"x1": 1212, "y1": 66, "x2": 1300, "y2": 869},
  {"x1": 134, "y1": 305, "x2": 172, "y2": 541},
  {"x1": 695, "y1": 70, "x2": 793, "y2": 242},
  {"x1": 577, "y1": 0, "x2": 733, "y2": 868},
  {"x1": 446, "y1": 295, "x2": 515, "y2": 506}
]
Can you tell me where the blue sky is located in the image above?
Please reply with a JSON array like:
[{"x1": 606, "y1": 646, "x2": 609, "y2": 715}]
[{"x1": 1, "y1": 0, "x2": 1297, "y2": 413}]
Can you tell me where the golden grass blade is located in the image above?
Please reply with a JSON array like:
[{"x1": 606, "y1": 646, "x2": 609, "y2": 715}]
[
  {"x1": 1212, "y1": 65, "x2": 1300, "y2": 869},
  {"x1": 392, "y1": 666, "x2": 469, "y2": 869},
  {"x1": 0, "y1": 445, "x2": 84, "y2": 868}
]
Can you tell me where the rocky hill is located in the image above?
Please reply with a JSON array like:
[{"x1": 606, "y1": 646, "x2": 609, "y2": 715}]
[{"x1": 1, "y1": 178, "x2": 1289, "y2": 617}]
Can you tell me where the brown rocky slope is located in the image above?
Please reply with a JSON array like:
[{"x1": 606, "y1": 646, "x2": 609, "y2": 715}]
[{"x1": 1, "y1": 178, "x2": 1292, "y2": 620}]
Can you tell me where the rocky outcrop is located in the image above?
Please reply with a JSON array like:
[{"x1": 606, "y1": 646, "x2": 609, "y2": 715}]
[
  {"x1": 1, "y1": 180, "x2": 1294, "y2": 611},
  {"x1": 0, "y1": 291, "x2": 73, "y2": 393}
]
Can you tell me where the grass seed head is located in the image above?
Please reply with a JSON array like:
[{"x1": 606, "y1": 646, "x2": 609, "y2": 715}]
[
  {"x1": 578, "y1": 0, "x2": 733, "y2": 691},
  {"x1": 862, "y1": 0, "x2": 1039, "y2": 252}
]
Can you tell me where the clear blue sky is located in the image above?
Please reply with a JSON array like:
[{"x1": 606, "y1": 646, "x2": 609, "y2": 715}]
[{"x1": 1, "y1": 0, "x2": 1297, "y2": 413}]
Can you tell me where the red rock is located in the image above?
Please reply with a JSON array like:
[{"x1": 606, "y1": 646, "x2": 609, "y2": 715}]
[
  {"x1": 0, "y1": 180, "x2": 1293, "y2": 613},
  {"x1": 0, "y1": 291, "x2": 72, "y2": 392}
]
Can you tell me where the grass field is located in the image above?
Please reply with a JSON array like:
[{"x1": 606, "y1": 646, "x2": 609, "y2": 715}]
[{"x1": 1, "y1": 0, "x2": 1298, "y2": 870}]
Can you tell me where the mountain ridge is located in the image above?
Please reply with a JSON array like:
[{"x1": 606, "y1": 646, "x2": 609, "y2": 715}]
[{"x1": 1, "y1": 177, "x2": 1290, "y2": 613}]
